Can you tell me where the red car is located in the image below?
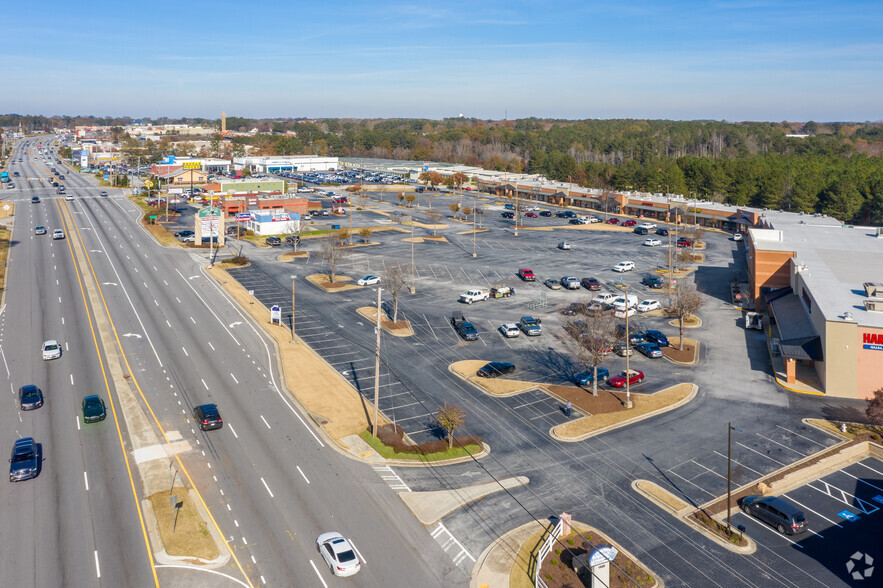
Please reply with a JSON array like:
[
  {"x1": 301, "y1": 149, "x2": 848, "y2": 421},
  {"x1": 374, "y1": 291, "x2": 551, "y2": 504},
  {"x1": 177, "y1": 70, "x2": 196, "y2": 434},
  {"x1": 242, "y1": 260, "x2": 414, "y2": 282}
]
[
  {"x1": 606, "y1": 218, "x2": 619, "y2": 224},
  {"x1": 622, "y1": 220, "x2": 637, "y2": 227},
  {"x1": 525, "y1": 212, "x2": 538, "y2": 218},
  {"x1": 677, "y1": 237, "x2": 693, "y2": 247},
  {"x1": 518, "y1": 268, "x2": 536, "y2": 281},
  {"x1": 608, "y1": 369, "x2": 645, "y2": 388}
]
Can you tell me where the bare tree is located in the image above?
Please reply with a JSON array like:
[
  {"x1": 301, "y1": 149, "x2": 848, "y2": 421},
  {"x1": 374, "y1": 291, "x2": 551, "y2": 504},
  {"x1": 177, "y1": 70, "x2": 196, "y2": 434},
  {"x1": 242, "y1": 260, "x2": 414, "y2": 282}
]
[
  {"x1": 559, "y1": 310, "x2": 618, "y2": 396},
  {"x1": 669, "y1": 281, "x2": 704, "y2": 350},
  {"x1": 474, "y1": 207, "x2": 486, "y2": 228},
  {"x1": 404, "y1": 194, "x2": 416, "y2": 208},
  {"x1": 318, "y1": 236, "x2": 346, "y2": 283},
  {"x1": 358, "y1": 226, "x2": 373, "y2": 243},
  {"x1": 436, "y1": 401, "x2": 466, "y2": 449},
  {"x1": 283, "y1": 220, "x2": 302, "y2": 251},
  {"x1": 426, "y1": 211, "x2": 443, "y2": 236},
  {"x1": 462, "y1": 206, "x2": 473, "y2": 220},
  {"x1": 398, "y1": 193, "x2": 406, "y2": 206},
  {"x1": 448, "y1": 202, "x2": 460, "y2": 219},
  {"x1": 866, "y1": 388, "x2": 883, "y2": 426},
  {"x1": 383, "y1": 261, "x2": 407, "y2": 322}
]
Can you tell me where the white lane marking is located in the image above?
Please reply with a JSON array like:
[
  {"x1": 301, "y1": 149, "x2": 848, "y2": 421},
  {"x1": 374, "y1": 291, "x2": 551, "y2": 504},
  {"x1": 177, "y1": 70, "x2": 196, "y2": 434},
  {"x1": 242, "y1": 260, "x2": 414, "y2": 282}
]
[
  {"x1": 208, "y1": 342, "x2": 215, "y2": 351},
  {"x1": 84, "y1": 471, "x2": 89, "y2": 491},
  {"x1": 230, "y1": 373, "x2": 238, "y2": 384},
  {"x1": 228, "y1": 424, "x2": 238, "y2": 438},
  {"x1": 175, "y1": 268, "x2": 240, "y2": 345},
  {"x1": 150, "y1": 565, "x2": 249, "y2": 587},
  {"x1": 61, "y1": 317, "x2": 65, "y2": 325},
  {"x1": 260, "y1": 415, "x2": 271, "y2": 429},
  {"x1": 182, "y1": 347, "x2": 189, "y2": 357},
  {"x1": 153, "y1": 266, "x2": 158, "y2": 271},
  {"x1": 166, "y1": 320, "x2": 171, "y2": 328},
  {"x1": 70, "y1": 374, "x2": 74, "y2": 385},
  {"x1": 0, "y1": 346, "x2": 9, "y2": 377},
  {"x1": 176, "y1": 297, "x2": 181, "y2": 304},
  {"x1": 76, "y1": 416, "x2": 80, "y2": 431},
  {"x1": 154, "y1": 299, "x2": 158, "y2": 306},
  {"x1": 234, "y1": 520, "x2": 239, "y2": 527},
  {"x1": 310, "y1": 560, "x2": 328, "y2": 588},
  {"x1": 163, "y1": 280, "x2": 168, "y2": 286},
  {"x1": 226, "y1": 504, "x2": 231, "y2": 511},
  {"x1": 260, "y1": 478, "x2": 274, "y2": 498},
  {"x1": 296, "y1": 466, "x2": 310, "y2": 484},
  {"x1": 94, "y1": 550, "x2": 101, "y2": 577},
  {"x1": 201, "y1": 379, "x2": 209, "y2": 390},
  {"x1": 190, "y1": 316, "x2": 196, "y2": 324}
]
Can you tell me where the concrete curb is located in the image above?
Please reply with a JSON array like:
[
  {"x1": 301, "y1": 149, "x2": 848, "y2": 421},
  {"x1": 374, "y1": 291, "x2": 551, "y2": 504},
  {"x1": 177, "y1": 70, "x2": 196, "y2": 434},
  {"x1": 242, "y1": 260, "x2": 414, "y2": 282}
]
[
  {"x1": 662, "y1": 338, "x2": 701, "y2": 366},
  {"x1": 631, "y1": 480, "x2": 757, "y2": 555},
  {"x1": 143, "y1": 494, "x2": 231, "y2": 567},
  {"x1": 447, "y1": 362, "x2": 540, "y2": 398},
  {"x1": 401, "y1": 476, "x2": 528, "y2": 525},
  {"x1": 355, "y1": 307, "x2": 415, "y2": 337},
  {"x1": 549, "y1": 384, "x2": 699, "y2": 442}
]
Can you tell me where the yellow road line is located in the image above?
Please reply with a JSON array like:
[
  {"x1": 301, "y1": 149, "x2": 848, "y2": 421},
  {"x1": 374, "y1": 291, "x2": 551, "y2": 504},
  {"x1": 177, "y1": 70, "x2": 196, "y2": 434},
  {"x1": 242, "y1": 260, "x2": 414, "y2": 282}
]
[
  {"x1": 66, "y1": 203, "x2": 255, "y2": 587},
  {"x1": 56, "y1": 200, "x2": 160, "y2": 587}
]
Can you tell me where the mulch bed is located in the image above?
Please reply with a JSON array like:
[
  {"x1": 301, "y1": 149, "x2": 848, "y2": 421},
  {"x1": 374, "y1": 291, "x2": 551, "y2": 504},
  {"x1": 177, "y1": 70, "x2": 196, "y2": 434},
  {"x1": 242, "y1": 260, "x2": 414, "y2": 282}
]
[
  {"x1": 545, "y1": 384, "x2": 629, "y2": 416},
  {"x1": 381, "y1": 319, "x2": 410, "y2": 331},
  {"x1": 319, "y1": 281, "x2": 350, "y2": 290},
  {"x1": 662, "y1": 342, "x2": 696, "y2": 362},
  {"x1": 537, "y1": 530, "x2": 656, "y2": 588}
]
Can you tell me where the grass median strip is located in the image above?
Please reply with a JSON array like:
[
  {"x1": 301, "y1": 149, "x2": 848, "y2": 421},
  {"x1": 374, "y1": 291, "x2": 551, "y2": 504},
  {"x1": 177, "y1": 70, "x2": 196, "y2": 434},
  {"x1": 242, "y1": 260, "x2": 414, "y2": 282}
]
[
  {"x1": 358, "y1": 430, "x2": 481, "y2": 462},
  {"x1": 148, "y1": 491, "x2": 219, "y2": 560}
]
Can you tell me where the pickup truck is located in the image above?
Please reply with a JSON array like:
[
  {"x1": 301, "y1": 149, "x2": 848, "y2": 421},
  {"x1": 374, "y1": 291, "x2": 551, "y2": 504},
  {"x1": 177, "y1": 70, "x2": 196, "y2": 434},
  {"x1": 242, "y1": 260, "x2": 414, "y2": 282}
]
[
  {"x1": 459, "y1": 289, "x2": 490, "y2": 304},
  {"x1": 519, "y1": 316, "x2": 542, "y2": 336},
  {"x1": 518, "y1": 268, "x2": 536, "y2": 281},
  {"x1": 592, "y1": 292, "x2": 616, "y2": 306},
  {"x1": 490, "y1": 286, "x2": 514, "y2": 298},
  {"x1": 451, "y1": 314, "x2": 479, "y2": 340}
]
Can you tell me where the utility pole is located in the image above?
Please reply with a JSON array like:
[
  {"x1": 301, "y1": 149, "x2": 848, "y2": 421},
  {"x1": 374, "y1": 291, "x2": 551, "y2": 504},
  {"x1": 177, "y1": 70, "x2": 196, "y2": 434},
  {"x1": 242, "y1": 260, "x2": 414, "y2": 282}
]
[
  {"x1": 409, "y1": 222, "x2": 416, "y2": 294},
  {"x1": 727, "y1": 422, "x2": 742, "y2": 532},
  {"x1": 667, "y1": 187, "x2": 674, "y2": 304},
  {"x1": 472, "y1": 195, "x2": 477, "y2": 258},
  {"x1": 372, "y1": 287, "x2": 382, "y2": 437},
  {"x1": 290, "y1": 275, "x2": 297, "y2": 343},
  {"x1": 514, "y1": 181, "x2": 519, "y2": 237},
  {"x1": 624, "y1": 283, "x2": 633, "y2": 409}
]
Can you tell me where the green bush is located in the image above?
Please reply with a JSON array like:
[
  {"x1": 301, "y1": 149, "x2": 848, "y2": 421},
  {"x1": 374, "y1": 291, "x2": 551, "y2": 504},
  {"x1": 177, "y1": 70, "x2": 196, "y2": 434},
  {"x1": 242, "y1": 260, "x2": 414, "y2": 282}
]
[
  {"x1": 566, "y1": 538, "x2": 575, "y2": 545},
  {"x1": 550, "y1": 559, "x2": 557, "y2": 566},
  {"x1": 545, "y1": 574, "x2": 553, "y2": 581}
]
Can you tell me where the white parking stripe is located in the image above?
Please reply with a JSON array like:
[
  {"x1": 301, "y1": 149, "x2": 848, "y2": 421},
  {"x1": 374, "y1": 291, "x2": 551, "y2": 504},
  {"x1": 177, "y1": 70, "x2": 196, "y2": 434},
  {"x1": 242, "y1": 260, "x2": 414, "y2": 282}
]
[
  {"x1": 736, "y1": 442, "x2": 787, "y2": 466},
  {"x1": 837, "y1": 469, "x2": 883, "y2": 493},
  {"x1": 781, "y1": 493, "x2": 843, "y2": 529}
]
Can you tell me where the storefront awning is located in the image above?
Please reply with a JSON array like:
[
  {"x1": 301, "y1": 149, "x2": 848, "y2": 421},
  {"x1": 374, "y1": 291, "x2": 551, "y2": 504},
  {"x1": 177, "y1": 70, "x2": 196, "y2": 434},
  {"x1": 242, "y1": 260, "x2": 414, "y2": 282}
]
[
  {"x1": 768, "y1": 291, "x2": 823, "y2": 361},
  {"x1": 778, "y1": 336, "x2": 823, "y2": 361}
]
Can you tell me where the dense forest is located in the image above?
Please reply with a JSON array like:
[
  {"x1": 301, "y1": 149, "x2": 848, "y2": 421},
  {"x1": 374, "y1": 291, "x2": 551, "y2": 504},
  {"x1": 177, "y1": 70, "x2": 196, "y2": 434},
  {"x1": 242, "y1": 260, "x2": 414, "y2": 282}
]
[{"x1": 4, "y1": 114, "x2": 882, "y2": 224}]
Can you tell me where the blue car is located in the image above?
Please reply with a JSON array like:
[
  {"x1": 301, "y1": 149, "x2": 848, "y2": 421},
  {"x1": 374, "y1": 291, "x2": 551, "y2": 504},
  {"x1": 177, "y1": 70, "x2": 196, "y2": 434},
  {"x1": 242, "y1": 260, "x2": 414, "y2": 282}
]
[
  {"x1": 644, "y1": 329, "x2": 669, "y2": 347},
  {"x1": 635, "y1": 342, "x2": 664, "y2": 358},
  {"x1": 575, "y1": 367, "x2": 609, "y2": 385}
]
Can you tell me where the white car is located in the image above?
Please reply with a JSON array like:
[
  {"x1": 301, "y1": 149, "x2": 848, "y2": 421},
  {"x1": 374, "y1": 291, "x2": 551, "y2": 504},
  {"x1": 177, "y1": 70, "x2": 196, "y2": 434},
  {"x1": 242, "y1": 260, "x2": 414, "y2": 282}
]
[
  {"x1": 357, "y1": 275, "x2": 381, "y2": 286},
  {"x1": 592, "y1": 292, "x2": 616, "y2": 306},
  {"x1": 637, "y1": 299, "x2": 662, "y2": 312},
  {"x1": 638, "y1": 222, "x2": 657, "y2": 229},
  {"x1": 733, "y1": 233, "x2": 743, "y2": 241},
  {"x1": 558, "y1": 242, "x2": 571, "y2": 250},
  {"x1": 42, "y1": 340, "x2": 62, "y2": 360},
  {"x1": 499, "y1": 323, "x2": 520, "y2": 338},
  {"x1": 586, "y1": 216, "x2": 602, "y2": 223},
  {"x1": 65, "y1": 194, "x2": 74, "y2": 201},
  {"x1": 613, "y1": 261, "x2": 635, "y2": 272},
  {"x1": 643, "y1": 238, "x2": 662, "y2": 247},
  {"x1": 52, "y1": 229, "x2": 65, "y2": 240},
  {"x1": 317, "y1": 532, "x2": 361, "y2": 577},
  {"x1": 614, "y1": 307, "x2": 637, "y2": 318}
]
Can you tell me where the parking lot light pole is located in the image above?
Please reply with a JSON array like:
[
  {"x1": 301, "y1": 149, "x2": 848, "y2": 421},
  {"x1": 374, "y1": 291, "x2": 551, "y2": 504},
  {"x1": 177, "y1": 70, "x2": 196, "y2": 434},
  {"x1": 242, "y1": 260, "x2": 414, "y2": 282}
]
[
  {"x1": 290, "y1": 275, "x2": 297, "y2": 343},
  {"x1": 472, "y1": 195, "x2": 477, "y2": 258},
  {"x1": 624, "y1": 283, "x2": 633, "y2": 409},
  {"x1": 727, "y1": 422, "x2": 743, "y2": 532},
  {"x1": 410, "y1": 222, "x2": 416, "y2": 294}
]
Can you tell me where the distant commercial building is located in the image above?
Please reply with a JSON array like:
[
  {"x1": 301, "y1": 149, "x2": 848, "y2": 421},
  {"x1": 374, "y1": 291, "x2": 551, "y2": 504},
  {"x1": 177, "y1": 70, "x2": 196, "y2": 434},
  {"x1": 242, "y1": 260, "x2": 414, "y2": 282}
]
[
  {"x1": 747, "y1": 215, "x2": 883, "y2": 400},
  {"x1": 243, "y1": 211, "x2": 302, "y2": 236},
  {"x1": 157, "y1": 168, "x2": 208, "y2": 185},
  {"x1": 159, "y1": 156, "x2": 231, "y2": 174},
  {"x1": 205, "y1": 178, "x2": 286, "y2": 194},
  {"x1": 234, "y1": 156, "x2": 338, "y2": 173},
  {"x1": 219, "y1": 195, "x2": 311, "y2": 216}
]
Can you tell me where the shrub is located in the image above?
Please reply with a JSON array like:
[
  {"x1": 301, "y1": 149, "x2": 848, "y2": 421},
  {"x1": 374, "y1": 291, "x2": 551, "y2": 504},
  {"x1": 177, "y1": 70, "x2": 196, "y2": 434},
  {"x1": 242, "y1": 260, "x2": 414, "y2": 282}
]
[
  {"x1": 567, "y1": 538, "x2": 575, "y2": 545},
  {"x1": 550, "y1": 559, "x2": 557, "y2": 566},
  {"x1": 228, "y1": 255, "x2": 248, "y2": 266},
  {"x1": 545, "y1": 574, "x2": 553, "y2": 581},
  {"x1": 372, "y1": 424, "x2": 481, "y2": 455}
]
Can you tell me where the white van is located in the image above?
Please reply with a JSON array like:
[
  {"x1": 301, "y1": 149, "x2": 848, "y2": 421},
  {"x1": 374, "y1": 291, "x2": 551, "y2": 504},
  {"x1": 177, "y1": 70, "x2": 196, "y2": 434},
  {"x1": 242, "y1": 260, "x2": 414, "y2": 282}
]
[{"x1": 612, "y1": 294, "x2": 638, "y2": 310}]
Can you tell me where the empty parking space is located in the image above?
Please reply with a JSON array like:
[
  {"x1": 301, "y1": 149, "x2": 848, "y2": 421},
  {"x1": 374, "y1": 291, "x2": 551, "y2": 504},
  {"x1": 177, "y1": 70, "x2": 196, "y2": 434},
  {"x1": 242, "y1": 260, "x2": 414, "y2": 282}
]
[{"x1": 495, "y1": 389, "x2": 584, "y2": 429}]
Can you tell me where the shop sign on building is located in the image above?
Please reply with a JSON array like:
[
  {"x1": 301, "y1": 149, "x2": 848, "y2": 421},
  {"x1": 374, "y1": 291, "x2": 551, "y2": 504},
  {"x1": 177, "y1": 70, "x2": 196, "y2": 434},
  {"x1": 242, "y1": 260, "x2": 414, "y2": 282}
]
[{"x1": 862, "y1": 333, "x2": 883, "y2": 351}]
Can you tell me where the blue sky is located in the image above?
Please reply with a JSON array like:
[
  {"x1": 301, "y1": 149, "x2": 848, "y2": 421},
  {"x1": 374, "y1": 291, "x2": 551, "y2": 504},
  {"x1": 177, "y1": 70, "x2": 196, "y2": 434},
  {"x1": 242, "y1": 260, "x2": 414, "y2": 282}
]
[{"x1": 3, "y1": 1, "x2": 881, "y2": 121}]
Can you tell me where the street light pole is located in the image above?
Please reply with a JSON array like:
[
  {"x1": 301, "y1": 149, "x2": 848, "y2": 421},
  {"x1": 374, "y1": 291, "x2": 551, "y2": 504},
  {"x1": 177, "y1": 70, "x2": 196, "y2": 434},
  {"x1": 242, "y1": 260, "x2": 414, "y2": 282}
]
[
  {"x1": 410, "y1": 222, "x2": 416, "y2": 294},
  {"x1": 624, "y1": 283, "x2": 633, "y2": 409},
  {"x1": 372, "y1": 287, "x2": 382, "y2": 437},
  {"x1": 290, "y1": 275, "x2": 297, "y2": 343},
  {"x1": 727, "y1": 422, "x2": 742, "y2": 532},
  {"x1": 472, "y1": 195, "x2": 477, "y2": 258}
]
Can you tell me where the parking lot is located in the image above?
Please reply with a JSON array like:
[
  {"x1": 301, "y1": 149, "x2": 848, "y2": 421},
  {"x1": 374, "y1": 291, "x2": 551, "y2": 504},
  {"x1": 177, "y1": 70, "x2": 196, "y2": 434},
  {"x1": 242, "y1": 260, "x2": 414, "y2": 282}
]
[{"x1": 733, "y1": 458, "x2": 883, "y2": 586}]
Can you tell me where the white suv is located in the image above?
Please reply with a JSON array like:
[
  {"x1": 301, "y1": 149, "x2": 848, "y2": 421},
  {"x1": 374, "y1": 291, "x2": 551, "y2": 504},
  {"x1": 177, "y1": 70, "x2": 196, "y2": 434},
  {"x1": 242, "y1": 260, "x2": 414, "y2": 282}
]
[
  {"x1": 52, "y1": 229, "x2": 65, "y2": 240},
  {"x1": 613, "y1": 261, "x2": 635, "y2": 272}
]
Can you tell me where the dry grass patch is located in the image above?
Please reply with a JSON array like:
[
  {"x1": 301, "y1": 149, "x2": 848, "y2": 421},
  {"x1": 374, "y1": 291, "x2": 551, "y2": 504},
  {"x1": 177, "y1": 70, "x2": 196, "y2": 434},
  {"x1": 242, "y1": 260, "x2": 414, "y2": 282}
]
[
  {"x1": 456, "y1": 228, "x2": 489, "y2": 235},
  {"x1": 356, "y1": 307, "x2": 414, "y2": 337},
  {"x1": 141, "y1": 222, "x2": 180, "y2": 247},
  {"x1": 663, "y1": 338, "x2": 699, "y2": 364},
  {"x1": 0, "y1": 201, "x2": 14, "y2": 218},
  {"x1": 279, "y1": 251, "x2": 309, "y2": 261},
  {"x1": 0, "y1": 229, "x2": 10, "y2": 292},
  {"x1": 410, "y1": 221, "x2": 448, "y2": 230},
  {"x1": 634, "y1": 479, "x2": 690, "y2": 513},
  {"x1": 305, "y1": 273, "x2": 362, "y2": 292},
  {"x1": 553, "y1": 384, "x2": 694, "y2": 439},
  {"x1": 148, "y1": 491, "x2": 219, "y2": 560}
]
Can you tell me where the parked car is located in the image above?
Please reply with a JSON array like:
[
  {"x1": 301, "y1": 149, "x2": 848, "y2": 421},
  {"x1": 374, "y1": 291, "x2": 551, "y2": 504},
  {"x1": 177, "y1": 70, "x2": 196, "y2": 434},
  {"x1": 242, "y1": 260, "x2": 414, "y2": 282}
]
[
  {"x1": 316, "y1": 532, "x2": 361, "y2": 577},
  {"x1": 613, "y1": 307, "x2": 637, "y2": 318},
  {"x1": 357, "y1": 275, "x2": 381, "y2": 286},
  {"x1": 35, "y1": 225, "x2": 47, "y2": 235},
  {"x1": 519, "y1": 316, "x2": 542, "y2": 336},
  {"x1": 504, "y1": 203, "x2": 515, "y2": 210},
  {"x1": 612, "y1": 261, "x2": 635, "y2": 272},
  {"x1": 19, "y1": 385, "x2": 44, "y2": 411},
  {"x1": 656, "y1": 228, "x2": 669, "y2": 236},
  {"x1": 477, "y1": 361, "x2": 516, "y2": 378},
  {"x1": 622, "y1": 220, "x2": 637, "y2": 227},
  {"x1": 174, "y1": 230, "x2": 195, "y2": 238},
  {"x1": 560, "y1": 276, "x2": 580, "y2": 290},
  {"x1": 677, "y1": 237, "x2": 693, "y2": 247},
  {"x1": 42, "y1": 340, "x2": 61, "y2": 360},
  {"x1": 525, "y1": 212, "x2": 538, "y2": 218},
  {"x1": 518, "y1": 268, "x2": 536, "y2": 281},
  {"x1": 557, "y1": 241, "x2": 571, "y2": 250},
  {"x1": 284, "y1": 234, "x2": 300, "y2": 244},
  {"x1": 633, "y1": 227, "x2": 649, "y2": 235},
  {"x1": 581, "y1": 277, "x2": 602, "y2": 290},
  {"x1": 642, "y1": 274, "x2": 664, "y2": 289},
  {"x1": 733, "y1": 233, "x2": 743, "y2": 241},
  {"x1": 635, "y1": 342, "x2": 662, "y2": 358},
  {"x1": 561, "y1": 302, "x2": 589, "y2": 316},
  {"x1": 606, "y1": 218, "x2": 619, "y2": 224},
  {"x1": 592, "y1": 292, "x2": 616, "y2": 306},
  {"x1": 501, "y1": 211, "x2": 515, "y2": 219},
  {"x1": 544, "y1": 278, "x2": 562, "y2": 290},
  {"x1": 82, "y1": 395, "x2": 107, "y2": 423},
  {"x1": 614, "y1": 342, "x2": 635, "y2": 357},
  {"x1": 575, "y1": 367, "x2": 609, "y2": 385},
  {"x1": 608, "y1": 369, "x2": 645, "y2": 388},
  {"x1": 539, "y1": 211, "x2": 553, "y2": 217},
  {"x1": 265, "y1": 236, "x2": 282, "y2": 247},
  {"x1": 644, "y1": 329, "x2": 670, "y2": 347},
  {"x1": 637, "y1": 299, "x2": 661, "y2": 312},
  {"x1": 9, "y1": 437, "x2": 39, "y2": 482},
  {"x1": 193, "y1": 404, "x2": 223, "y2": 431},
  {"x1": 638, "y1": 222, "x2": 657, "y2": 229},
  {"x1": 740, "y1": 495, "x2": 808, "y2": 535},
  {"x1": 451, "y1": 314, "x2": 479, "y2": 340},
  {"x1": 643, "y1": 238, "x2": 661, "y2": 247},
  {"x1": 499, "y1": 323, "x2": 520, "y2": 338}
]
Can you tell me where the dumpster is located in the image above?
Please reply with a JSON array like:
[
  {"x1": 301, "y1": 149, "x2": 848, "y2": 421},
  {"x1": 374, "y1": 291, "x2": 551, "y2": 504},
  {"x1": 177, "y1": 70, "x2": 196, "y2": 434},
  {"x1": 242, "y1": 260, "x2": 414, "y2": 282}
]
[{"x1": 332, "y1": 224, "x2": 340, "y2": 229}]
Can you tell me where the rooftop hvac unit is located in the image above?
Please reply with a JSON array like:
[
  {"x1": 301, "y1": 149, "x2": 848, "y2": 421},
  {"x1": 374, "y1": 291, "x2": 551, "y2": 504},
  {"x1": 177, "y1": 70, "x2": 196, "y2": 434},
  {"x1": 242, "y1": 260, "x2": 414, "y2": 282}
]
[
  {"x1": 864, "y1": 298, "x2": 883, "y2": 312},
  {"x1": 864, "y1": 282, "x2": 883, "y2": 297}
]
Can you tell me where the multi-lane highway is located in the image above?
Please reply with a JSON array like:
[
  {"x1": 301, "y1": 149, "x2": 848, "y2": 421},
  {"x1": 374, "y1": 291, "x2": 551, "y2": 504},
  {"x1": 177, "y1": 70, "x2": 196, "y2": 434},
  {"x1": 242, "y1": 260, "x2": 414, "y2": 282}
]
[{"x1": 0, "y1": 139, "x2": 466, "y2": 587}]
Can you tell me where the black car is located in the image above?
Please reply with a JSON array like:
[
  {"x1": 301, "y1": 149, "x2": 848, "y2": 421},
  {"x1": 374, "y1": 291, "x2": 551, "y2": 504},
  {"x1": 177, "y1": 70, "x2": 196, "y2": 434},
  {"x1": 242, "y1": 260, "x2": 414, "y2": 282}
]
[
  {"x1": 633, "y1": 227, "x2": 649, "y2": 235},
  {"x1": 82, "y1": 395, "x2": 107, "y2": 423},
  {"x1": 31, "y1": 196, "x2": 40, "y2": 203},
  {"x1": 193, "y1": 404, "x2": 223, "y2": 431},
  {"x1": 174, "y1": 230, "x2": 195, "y2": 238},
  {"x1": 644, "y1": 329, "x2": 670, "y2": 347},
  {"x1": 616, "y1": 325, "x2": 646, "y2": 346},
  {"x1": 539, "y1": 210, "x2": 553, "y2": 217},
  {"x1": 19, "y1": 385, "x2": 44, "y2": 411},
  {"x1": 265, "y1": 236, "x2": 282, "y2": 246},
  {"x1": 501, "y1": 212, "x2": 514, "y2": 219},
  {"x1": 9, "y1": 437, "x2": 39, "y2": 482},
  {"x1": 285, "y1": 234, "x2": 300, "y2": 244},
  {"x1": 561, "y1": 302, "x2": 590, "y2": 316},
  {"x1": 642, "y1": 274, "x2": 663, "y2": 289},
  {"x1": 477, "y1": 362, "x2": 516, "y2": 378},
  {"x1": 656, "y1": 228, "x2": 669, "y2": 236}
]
